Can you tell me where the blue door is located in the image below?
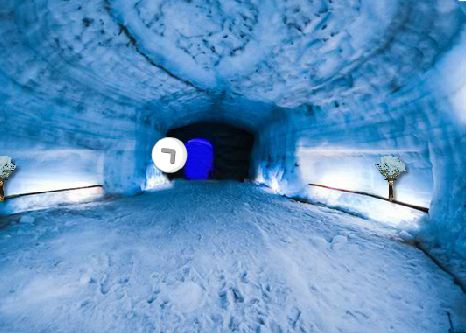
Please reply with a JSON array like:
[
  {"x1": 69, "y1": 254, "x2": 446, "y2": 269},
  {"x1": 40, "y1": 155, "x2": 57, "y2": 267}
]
[{"x1": 184, "y1": 138, "x2": 214, "y2": 180}]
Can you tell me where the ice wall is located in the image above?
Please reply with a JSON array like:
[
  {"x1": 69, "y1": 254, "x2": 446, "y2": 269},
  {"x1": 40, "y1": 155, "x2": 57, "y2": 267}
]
[
  {"x1": 423, "y1": 26, "x2": 466, "y2": 256},
  {"x1": 0, "y1": 0, "x2": 464, "y2": 259},
  {"x1": 252, "y1": 18, "x2": 466, "y2": 256},
  {"x1": 0, "y1": 61, "x2": 161, "y2": 214}
]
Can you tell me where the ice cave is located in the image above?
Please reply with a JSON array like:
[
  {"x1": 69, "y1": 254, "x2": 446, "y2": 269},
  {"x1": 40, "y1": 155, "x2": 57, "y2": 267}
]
[{"x1": 0, "y1": 1, "x2": 465, "y2": 332}]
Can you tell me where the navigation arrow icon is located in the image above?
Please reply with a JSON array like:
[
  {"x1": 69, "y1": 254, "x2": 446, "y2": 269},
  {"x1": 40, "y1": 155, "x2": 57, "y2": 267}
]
[{"x1": 161, "y1": 148, "x2": 176, "y2": 164}]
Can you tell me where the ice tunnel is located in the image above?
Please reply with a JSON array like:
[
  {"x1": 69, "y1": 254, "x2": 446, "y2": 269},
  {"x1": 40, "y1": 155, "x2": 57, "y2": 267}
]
[
  {"x1": 167, "y1": 122, "x2": 254, "y2": 181},
  {"x1": 0, "y1": 1, "x2": 465, "y2": 332}
]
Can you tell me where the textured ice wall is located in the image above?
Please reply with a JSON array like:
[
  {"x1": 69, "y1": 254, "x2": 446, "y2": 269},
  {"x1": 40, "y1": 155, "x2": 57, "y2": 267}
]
[
  {"x1": 0, "y1": 5, "x2": 163, "y2": 200},
  {"x1": 423, "y1": 25, "x2": 466, "y2": 256},
  {"x1": 0, "y1": 0, "x2": 464, "y2": 257},
  {"x1": 0, "y1": 63, "x2": 161, "y2": 204},
  {"x1": 253, "y1": 20, "x2": 466, "y2": 255}
]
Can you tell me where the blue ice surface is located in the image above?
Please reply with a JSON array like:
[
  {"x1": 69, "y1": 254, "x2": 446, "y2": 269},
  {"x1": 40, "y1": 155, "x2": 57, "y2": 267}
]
[{"x1": 184, "y1": 138, "x2": 214, "y2": 180}]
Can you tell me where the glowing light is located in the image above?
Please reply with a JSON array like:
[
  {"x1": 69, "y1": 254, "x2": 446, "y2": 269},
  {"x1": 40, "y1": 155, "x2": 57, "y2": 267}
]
[
  {"x1": 319, "y1": 173, "x2": 359, "y2": 191},
  {"x1": 307, "y1": 186, "x2": 423, "y2": 230},
  {"x1": 271, "y1": 178, "x2": 280, "y2": 193},
  {"x1": 65, "y1": 187, "x2": 104, "y2": 203},
  {"x1": 1, "y1": 187, "x2": 105, "y2": 215},
  {"x1": 255, "y1": 167, "x2": 266, "y2": 184},
  {"x1": 145, "y1": 164, "x2": 170, "y2": 190},
  {"x1": 146, "y1": 176, "x2": 171, "y2": 191}
]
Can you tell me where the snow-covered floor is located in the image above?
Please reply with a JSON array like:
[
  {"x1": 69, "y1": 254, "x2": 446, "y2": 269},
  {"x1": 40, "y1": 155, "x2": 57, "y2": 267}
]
[{"x1": 0, "y1": 182, "x2": 465, "y2": 333}]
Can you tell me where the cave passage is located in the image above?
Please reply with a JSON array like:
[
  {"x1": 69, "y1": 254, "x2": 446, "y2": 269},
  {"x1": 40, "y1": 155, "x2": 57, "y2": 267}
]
[
  {"x1": 1, "y1": 1, "x2": 465, "y2": 332},
  {"x1": 167, "y1": 122, "x2": 254, "y2": 181}
]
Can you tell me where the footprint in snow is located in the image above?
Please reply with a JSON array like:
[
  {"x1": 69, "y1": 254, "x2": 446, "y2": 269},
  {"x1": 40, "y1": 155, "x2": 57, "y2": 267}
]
[
  {"x1": 231, "y1": 287, "x2": 244, "y2": 303},
  {"x1": 309, "y1": 235, "x2": 329, "y2": 249},
  {"x1": 167, "y1": 281, "x2": 203, "y2": 312}
]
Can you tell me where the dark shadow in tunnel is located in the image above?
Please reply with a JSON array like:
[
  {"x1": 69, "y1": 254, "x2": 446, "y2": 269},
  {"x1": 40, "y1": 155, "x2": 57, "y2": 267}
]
[{"x1": 167, "y1": 122, "x2": 254, "y2": 181}]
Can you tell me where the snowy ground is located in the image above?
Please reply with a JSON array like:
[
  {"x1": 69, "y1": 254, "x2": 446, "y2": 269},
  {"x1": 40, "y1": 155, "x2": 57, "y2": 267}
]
[{"x1": 0, "y1": 181, "x2": 464, "y2": 333}]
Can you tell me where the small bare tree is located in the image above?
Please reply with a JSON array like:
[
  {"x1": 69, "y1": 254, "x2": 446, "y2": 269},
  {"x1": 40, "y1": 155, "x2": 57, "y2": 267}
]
[
  {"x1": 0, "y1": 156, "x2": 16, "y2": 201},
  {"x1": 376, "y1": 155, "x2": 406, "y2": 201}
]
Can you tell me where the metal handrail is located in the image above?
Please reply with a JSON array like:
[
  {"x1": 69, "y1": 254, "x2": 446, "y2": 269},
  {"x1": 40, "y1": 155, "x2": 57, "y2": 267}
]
[
  {"x1": 308, "y1": 183, "x2": 429, "y2": 213},
  {"x1": 3, "y1": 185, "x2": 103, "y2": 200}
]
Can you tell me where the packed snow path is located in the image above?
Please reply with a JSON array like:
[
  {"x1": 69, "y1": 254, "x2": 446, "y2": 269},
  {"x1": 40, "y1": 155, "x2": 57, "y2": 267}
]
[{"x1": 0, "y1": 182, "x2": 465, "y2": 333}]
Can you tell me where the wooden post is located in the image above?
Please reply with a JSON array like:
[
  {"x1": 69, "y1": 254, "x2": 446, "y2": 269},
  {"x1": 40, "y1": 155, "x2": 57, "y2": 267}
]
[
  {"x1": 388, "y1": 179, "x2": 394, "y2": 201},
  {"x1": 0, "y1": 179, "x2": 4, "y2": 201}
]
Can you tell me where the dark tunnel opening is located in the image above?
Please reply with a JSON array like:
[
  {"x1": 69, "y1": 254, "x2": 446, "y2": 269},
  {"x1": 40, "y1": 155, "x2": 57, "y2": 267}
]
[{"x1": 167, "y1": 122, "x2": 254, "y2": 181}]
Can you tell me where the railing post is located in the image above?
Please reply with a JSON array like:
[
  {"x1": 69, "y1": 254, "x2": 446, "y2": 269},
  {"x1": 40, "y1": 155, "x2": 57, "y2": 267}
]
[
  {"x1": 388, "y1": 180, "x2": 394, "y2": 201},
  {"x1": 0, "y1": 179, "x2": 4, "y2": 201}
]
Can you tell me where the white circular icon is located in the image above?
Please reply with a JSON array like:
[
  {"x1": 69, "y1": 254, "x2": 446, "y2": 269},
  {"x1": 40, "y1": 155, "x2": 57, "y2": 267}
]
[{"x1": 152, "y1": 137, "x2": 187, "y2": 173}]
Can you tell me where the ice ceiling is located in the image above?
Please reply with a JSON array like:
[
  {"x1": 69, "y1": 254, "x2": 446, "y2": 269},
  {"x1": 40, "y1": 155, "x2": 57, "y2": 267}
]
[
  {"x1": 0, "y1": 1, "x2": 465, "y2": 255},
  {"x1": 2, "y1": 0, "x2": 464, "y2": 128}
]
